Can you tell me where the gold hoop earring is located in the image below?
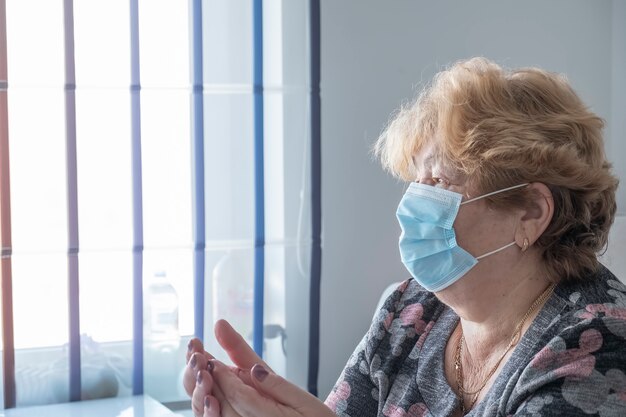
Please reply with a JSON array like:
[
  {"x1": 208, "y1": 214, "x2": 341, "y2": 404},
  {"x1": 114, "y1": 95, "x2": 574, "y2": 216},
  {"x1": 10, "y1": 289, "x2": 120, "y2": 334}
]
[{"x1": 522, "y1": 238, "x2": 529, "y2": 252}]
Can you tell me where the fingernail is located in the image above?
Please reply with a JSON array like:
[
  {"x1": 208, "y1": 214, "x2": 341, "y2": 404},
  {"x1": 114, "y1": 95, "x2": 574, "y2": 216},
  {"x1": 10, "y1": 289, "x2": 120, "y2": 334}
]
[
  {"x1": 197, "y1": 371, "x2": 203, "y2": 385},
  {"x1": 187, "y1": 340, "x2": 193, "y2": 351},
  {"x1": 206, "y1": 360, "x2": 214, "y2": 373},
  {"x1": 190, "y1": 354, "x2": 197, "y2": 369},
  {"x1": 204, "y1": 397, "x2": 211, "y2": 409},
  {"x1": 252, "y1": 364, "x2": 269, "y2": 382}
]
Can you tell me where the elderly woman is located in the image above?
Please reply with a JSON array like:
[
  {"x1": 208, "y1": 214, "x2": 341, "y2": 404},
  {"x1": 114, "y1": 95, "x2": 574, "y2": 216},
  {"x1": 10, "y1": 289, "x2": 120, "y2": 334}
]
[{"x1": 184, "y1": 57, "x2": 625, "y2": 416}]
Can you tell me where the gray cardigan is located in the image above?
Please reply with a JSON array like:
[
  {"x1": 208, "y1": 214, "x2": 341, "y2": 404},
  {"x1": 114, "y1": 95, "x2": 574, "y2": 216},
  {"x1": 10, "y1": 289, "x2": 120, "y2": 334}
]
[{"x1": 325, "y1": 265, "x2": 626, "y2": 416}]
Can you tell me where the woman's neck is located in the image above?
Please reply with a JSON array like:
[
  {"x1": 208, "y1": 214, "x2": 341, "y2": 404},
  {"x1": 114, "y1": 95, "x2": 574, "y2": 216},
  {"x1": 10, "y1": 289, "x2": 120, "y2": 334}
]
[
  {"x1": 440, "y1": 260, "x2": 553, "y2": 361},
  {"x1": 461, "y1": 288, "x2": 553, "y2": 366}
]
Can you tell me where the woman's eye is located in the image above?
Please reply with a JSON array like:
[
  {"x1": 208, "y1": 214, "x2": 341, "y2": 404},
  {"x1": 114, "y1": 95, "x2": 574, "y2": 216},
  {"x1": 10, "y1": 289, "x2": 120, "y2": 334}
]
[{"x1": 432, "y1": 177, "x2": 450, "y2": 187}]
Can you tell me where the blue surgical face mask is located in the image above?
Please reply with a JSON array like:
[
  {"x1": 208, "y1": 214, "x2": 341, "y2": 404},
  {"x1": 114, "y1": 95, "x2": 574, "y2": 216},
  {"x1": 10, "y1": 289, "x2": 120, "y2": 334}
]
[{"x1": 396, "y1": 182, "x2": 528, "y2": 292}]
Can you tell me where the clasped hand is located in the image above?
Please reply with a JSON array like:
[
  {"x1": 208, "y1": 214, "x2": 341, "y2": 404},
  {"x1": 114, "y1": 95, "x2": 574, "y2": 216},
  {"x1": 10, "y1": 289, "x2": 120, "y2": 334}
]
[{"x1": 183, "y1": 319, "x2": 335, "y2": 417}]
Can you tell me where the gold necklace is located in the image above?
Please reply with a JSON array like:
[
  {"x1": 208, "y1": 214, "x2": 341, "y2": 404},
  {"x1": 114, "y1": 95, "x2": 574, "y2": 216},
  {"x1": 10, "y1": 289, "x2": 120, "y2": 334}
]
[{"x1": 454, "y1": 283, "x2": 556, "y2": 414}]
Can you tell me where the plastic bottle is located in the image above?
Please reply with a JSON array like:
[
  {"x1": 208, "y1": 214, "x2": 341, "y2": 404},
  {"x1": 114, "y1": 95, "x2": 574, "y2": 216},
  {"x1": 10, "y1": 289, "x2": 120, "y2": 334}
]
[{"x1": 144, "y1": 271, "x2": 180, "y2": 352}]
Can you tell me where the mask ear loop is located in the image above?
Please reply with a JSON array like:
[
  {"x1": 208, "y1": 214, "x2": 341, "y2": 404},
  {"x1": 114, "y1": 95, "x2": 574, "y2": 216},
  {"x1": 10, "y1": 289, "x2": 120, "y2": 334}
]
[
  {"x1": 461, "y1": 183, "x2": 530, "y2": 261},
  {"x1": 460, "y1": 183, "x2": 529, "y2": 206},
  {"x1": 475, "y1": 241, "x2": 517, "y2": 260}
]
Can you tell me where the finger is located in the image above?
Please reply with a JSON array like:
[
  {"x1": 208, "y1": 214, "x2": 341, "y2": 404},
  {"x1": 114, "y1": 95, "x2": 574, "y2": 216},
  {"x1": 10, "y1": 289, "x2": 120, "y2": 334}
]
[
  {"x1": 187, "y1": 338, "x2": 215, "y2": 363},
  {"x1": 192, "y1": 370, "x2": 214, "y2": 417},
  {"x1": 186, "y1": 338, "x2": 202, "y2": 362},
  {"x1": 203, "y1": 395, "x2": 221, "y2": 417},
  {"x1": 195, "y1": 365, "x2": 243, "y2": 417},
  {"x1": 214, "y1": 320, "x2": 272, "y2": 372},
  {"x1": 227, "y1": 364, "x2": 254, "y2": 388},
  {"x1": 190, "y1": 339, "x2": 254, "y2": 387},
  {"x1": 210, "y1": 382, "x2": 242, "y2": 417},
  {"x1": 249, "y1": 363, "x2": 322, "y2": 412},
  {"x1": 184, "y1": 352, "x2": 212, "y2": 397},
  {"x1": 210, "y1": 359, "x2": 281, "y2": 417}
]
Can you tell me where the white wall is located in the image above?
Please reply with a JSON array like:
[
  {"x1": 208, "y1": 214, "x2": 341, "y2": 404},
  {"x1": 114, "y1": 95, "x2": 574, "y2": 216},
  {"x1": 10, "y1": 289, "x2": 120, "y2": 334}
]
[
  {"x1": 319, "y1": 0, "x2": 625, "y2": 398},
  {"x1": 612, "y1": 0, "x2": 626, "y2": 214}
]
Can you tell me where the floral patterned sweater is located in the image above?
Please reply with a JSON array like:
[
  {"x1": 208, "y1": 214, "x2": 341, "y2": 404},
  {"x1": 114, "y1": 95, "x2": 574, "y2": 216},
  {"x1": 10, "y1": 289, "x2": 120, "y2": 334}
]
[{"x1": 324, "y1": 265, "x2": 626, "y2": 416}]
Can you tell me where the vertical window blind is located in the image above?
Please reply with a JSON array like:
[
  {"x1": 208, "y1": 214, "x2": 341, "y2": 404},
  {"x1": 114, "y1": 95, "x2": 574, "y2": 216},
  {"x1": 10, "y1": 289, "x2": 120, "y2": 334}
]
[{"x1": 0, "y1": 0, "x2": 321, "y2": 408}]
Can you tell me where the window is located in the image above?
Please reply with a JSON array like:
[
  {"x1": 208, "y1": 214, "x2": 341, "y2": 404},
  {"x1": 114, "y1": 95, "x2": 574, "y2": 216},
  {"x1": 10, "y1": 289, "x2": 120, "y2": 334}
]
[{"x1": 0, "y1": 0, "x2": 320, "y2": 407}]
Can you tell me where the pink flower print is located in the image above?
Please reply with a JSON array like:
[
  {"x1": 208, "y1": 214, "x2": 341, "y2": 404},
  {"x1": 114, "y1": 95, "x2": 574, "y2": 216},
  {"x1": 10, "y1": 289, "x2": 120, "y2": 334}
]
[
  {"x1": 383, "y1": 402, "x2": 429, "y2": 417},
  {"x1": 415, "y1": 320, "x2": 435, "y2": 351},
  {"x1": 578, "y1": 304, "x2": 626, "y2": 321},
  {"x1": 406, "y1": 402, "x2": 429, "y2": 416},
  {"x1": 531, "y1": 329, "x2": 602, "y2": 379},
  {"x1": 325, "y1": 380, "x2": 351, "y2": 413},
  {"x1": 383, "y1": 312, "x2": 395, "y2": 331},
  {"x1": 576, "y1": 304, "x2": 626, "y2": 339},
  {"x1": 400, "y1": 303, "x2": 428, "y2": 333}
]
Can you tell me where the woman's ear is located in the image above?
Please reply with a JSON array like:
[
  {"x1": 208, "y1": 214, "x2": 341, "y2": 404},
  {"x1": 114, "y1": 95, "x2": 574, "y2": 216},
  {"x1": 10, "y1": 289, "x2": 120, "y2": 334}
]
[{"x1": 515, "y1": 182, "x2": 554, "y2": 250}]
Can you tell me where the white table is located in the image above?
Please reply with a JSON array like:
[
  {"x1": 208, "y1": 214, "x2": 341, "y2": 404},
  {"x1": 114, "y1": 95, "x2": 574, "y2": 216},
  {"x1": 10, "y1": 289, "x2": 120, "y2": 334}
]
[{"x1": 0, "y1": 395, "x2": 184, "y2": 417}]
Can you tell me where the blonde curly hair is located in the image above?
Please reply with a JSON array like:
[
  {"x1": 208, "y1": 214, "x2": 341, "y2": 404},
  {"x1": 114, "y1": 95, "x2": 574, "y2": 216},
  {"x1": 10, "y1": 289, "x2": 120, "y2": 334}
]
[{"x1": 375, "y1": 57, "x2": 619, "y2": 282}]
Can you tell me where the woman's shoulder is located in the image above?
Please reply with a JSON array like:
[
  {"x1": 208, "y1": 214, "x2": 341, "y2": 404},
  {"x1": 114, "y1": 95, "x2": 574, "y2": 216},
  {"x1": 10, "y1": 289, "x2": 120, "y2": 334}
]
[
  {"x1": 366, "y1": 279, "x2": 447, "y2": 353},
  {"x1": 543, "y1": 264, "x2": 626, "y2": 344},
  {"x1": 376, "y1": 278, "x2": 444, "y2": 322},
  {"x1": 555, "y1": 264, "x2": 626, "y2": 318},
  {"x1": 509, "y1": 267, "x2": 626, "y2": 414},
  {"x1": 522, "y1": 264, "x2": 626, "y2": 372},
  {"x1": 356, "y1": 279, "x2": 447, "y2": 377}
]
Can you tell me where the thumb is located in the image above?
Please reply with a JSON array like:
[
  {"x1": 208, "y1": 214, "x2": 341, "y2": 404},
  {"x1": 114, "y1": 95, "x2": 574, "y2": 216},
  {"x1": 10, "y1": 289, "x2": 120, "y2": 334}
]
[
  {"x1": 214, "y1": 319, "x2": 272, "y2": 372},
  {"x1": 249, "y1": 364, "x2": 325, "y2": 412}
]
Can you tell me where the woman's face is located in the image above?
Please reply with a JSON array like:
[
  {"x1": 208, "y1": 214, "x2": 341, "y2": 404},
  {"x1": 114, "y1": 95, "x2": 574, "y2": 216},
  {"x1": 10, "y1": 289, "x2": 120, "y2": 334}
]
[{"x1": 413, "y1": 142, "x2": 522, "y2": 283}]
